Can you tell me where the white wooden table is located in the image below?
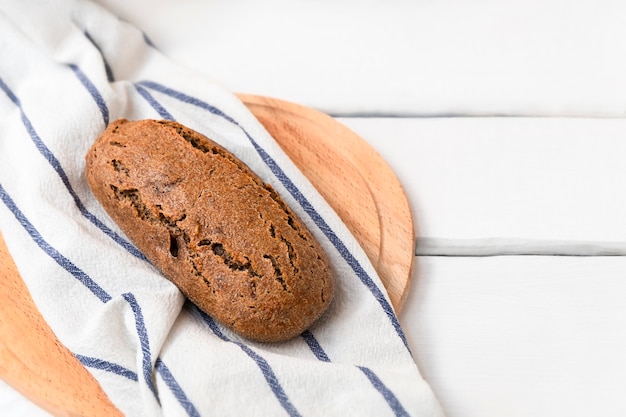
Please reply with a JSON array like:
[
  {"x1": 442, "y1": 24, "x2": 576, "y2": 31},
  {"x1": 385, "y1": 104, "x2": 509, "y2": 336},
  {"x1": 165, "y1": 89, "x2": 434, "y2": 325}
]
[
  {"x1": 5, "y1": 1, "x2": 626, "y2": 415},
  {"x1": 344, "y1": 117, "x2": 626, "y2": 417}
]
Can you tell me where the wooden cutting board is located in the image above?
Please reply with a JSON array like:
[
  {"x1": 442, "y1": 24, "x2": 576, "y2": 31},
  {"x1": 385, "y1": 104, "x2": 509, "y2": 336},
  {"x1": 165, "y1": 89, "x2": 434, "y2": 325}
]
[
  {"x1": 237, "y1": 94, "x2": 414, "y2": 310},
  {"x1": 0, "y1": 95, "x2": 415, "y2": 416}
]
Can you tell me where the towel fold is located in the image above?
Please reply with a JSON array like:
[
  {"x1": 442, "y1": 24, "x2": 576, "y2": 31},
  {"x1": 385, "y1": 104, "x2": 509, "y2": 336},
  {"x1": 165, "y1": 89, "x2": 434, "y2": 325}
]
[{"x1": 0, "y1": 1, "x2": 443, "y2": 416}]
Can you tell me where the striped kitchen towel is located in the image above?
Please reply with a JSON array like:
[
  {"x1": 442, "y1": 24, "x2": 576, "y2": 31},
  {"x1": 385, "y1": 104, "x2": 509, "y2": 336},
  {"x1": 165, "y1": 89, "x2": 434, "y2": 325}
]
[{"x1": 0, "y1": 1, "x2": 444, "y2": 416}]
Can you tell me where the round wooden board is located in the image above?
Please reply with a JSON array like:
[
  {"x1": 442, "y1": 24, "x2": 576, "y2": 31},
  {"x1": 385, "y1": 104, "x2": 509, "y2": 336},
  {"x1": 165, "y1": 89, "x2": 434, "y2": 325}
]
[
  {"x1": 238, "y1": 94, "x2": 414, "y2": 312},
  {"x1": 0, "y1": 95, "x2": 414, "y2": 416}
]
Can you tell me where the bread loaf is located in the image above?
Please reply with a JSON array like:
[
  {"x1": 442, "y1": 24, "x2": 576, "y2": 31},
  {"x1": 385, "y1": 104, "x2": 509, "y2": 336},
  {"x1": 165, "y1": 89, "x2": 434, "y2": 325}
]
[{"x1": 85, "y1": 119, "x2": 334, "y2": 342}]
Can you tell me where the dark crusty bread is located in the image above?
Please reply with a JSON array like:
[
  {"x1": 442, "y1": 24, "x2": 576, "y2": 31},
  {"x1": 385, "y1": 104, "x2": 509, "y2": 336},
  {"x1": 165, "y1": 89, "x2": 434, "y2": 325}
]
[{"x1": 85, "y1": 119, "x2": 334, "y2": 342}]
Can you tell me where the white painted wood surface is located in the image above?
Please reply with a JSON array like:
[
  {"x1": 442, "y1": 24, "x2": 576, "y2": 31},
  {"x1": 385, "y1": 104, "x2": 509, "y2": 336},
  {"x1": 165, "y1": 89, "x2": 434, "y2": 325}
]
[
  {"x1": 351, "y1": 118, "x2": 626, "y2": 416},
  {"x1": 341, "y1": 117, "x2": 626, "y2": 254},
  {"x1": 4, "y1": 1, "x2": 626, "y2": 415},
  {"x1": 400, "y1": 255, "x2": 626, "y2": 417},
  {"x1": 96, "y1": 0, "x2": 626, "y2": 117}
]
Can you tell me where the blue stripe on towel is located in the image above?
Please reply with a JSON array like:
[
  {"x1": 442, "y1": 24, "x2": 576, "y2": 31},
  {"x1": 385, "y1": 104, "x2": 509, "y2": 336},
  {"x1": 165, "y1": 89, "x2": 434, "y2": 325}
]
[
  {"x1": 301, "y1": 330, "x2": 331, "y2": 362},
  {"x1": 155, "y1": 358, "x2": 201, "y2": 417},
  {"x1": 83, "y1": 31, "x2": 115, "y2": 82},
  {"x1": 302, "y1": 330, "x2": 410, "y2": 416},
  {"x1": 137, "y1": 81, "x2": 238, "y2": 124},
  {"x1": 198, "y1": 310, "x2": 302, "y2": 417},
  {"x1": 142, "y1": 31, "x2": 158, "y2": 49},
  {"x1": 68, "y1": 63, "x2": 109, "y2": 126},
  {"x1": 75, "y1": 354, "x2": 138, "y2": 381},
  {"x1": 137, "y1": 80, "x2": 410, "y2": 353},
  {"x1": 135, "y1": 83, "x2": 175, "y2": 120},
  {"x1": 122, "y1": 292, "x2": 159, "y2": 400},
  {"x1": 358, "y1": 366, "x2": 410, "y2": 417},
  {"x1": 0, "y1": 182, "x2": 112, "y2": 303},
  {"x1": 0, "y1": 77, "x2": 146, "y2": 262}
]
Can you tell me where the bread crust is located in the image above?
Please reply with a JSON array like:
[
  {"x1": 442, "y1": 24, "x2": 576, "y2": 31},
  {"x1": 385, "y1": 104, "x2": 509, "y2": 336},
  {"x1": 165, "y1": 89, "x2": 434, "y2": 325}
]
[{"x1": 85, "y1": 119, "x2": 334, "y2": 342}]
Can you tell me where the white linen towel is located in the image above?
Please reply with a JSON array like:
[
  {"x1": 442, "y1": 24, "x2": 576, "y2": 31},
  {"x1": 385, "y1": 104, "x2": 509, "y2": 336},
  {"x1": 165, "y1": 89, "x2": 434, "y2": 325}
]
[{"x1": 0, "y1": 1, "x2": 444, "y2": 416}]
